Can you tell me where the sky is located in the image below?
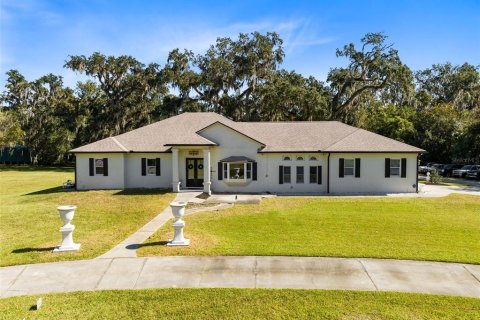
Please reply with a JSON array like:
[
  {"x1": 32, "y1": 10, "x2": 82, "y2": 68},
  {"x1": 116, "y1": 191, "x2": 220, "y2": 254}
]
[{"x1": 1, "y1": 0, "x2": 479, "y2": 88}]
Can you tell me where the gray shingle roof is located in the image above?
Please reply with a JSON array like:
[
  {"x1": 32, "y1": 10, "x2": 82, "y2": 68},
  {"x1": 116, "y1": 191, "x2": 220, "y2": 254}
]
[{"x1": 71, "y1": 112, "x2": 425, "y2": 153}]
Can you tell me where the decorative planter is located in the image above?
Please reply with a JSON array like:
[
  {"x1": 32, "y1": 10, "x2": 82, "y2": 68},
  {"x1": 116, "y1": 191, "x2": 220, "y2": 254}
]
[
  {"x1": 167, "y1": 201, "x2": 190, "y2": 246},
  {"x1": 53, "y1": 205, "x2": 81, "y2": 252}
]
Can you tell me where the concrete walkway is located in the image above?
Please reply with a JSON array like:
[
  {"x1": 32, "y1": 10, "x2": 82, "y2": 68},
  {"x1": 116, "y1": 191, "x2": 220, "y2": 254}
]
[
  {"x1": 1, "y1": 256, "x2": 479, "y2": 298},
  {"x1": 97, "y1": 192, "x2": 203, "y2": 259}
]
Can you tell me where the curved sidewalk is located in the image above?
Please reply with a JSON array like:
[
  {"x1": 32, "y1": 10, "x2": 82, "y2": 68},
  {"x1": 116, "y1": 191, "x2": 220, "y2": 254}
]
[{"x1": 1, "y1": 256, "x2": 479, "y2": 298}]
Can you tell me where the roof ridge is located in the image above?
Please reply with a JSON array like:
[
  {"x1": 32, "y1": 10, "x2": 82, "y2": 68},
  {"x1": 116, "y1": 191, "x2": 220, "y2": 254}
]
[
  {"x1": 323, "y1": 127, "x2": 361, "y2": 151},
  {"x1": 110, "y1": 137, "x2": 129, "y2": 152}
]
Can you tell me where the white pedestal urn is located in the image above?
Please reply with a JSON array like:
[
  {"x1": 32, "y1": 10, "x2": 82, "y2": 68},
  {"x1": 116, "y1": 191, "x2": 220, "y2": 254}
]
[
  {"x1": 53, "y1": 205, "x2": 81, "y2": 252},
  {"x1": 167, "y1": 201, "x2": 190, "y2": 246}
]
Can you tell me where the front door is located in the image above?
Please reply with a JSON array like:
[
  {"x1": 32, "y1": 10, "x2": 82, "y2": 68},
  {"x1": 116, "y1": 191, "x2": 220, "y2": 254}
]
[{"x1": 186, "y1": 158, "x2": 204, "y2": 188}]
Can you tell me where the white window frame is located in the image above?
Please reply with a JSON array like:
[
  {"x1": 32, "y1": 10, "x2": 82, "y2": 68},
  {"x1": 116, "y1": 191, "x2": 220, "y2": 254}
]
[
  {"x1": 390, "y1": 159, "x2": 401, "y2": 176},
  {"x1": 344, "y1": 159, "x2": 354, "y2": 176},
  {"x1": 95, "y1": 159, "x2": 104, "y2": 176},
  {"x1": 146, "y1": 158, "x2": 156, "y2": 175},
  {"x1": 223, "y1": 162, "x2": 252, "y2": 181}
]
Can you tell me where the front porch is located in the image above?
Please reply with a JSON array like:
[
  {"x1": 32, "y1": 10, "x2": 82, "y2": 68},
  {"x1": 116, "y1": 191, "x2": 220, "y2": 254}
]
[{"x1": 171, "y1": 147, "x2": 212, "y2": 195}]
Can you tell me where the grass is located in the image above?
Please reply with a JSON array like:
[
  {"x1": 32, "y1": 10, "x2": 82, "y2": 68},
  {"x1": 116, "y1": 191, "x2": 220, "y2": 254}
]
[
  {"x1": 1, "y1": 289, "x2": 479, "y2": 319},
  {"x1": 138, "y1": 194, "x2": 480, "y2": 264},
  {"x1": 0, "y1": 166, "x2": 175, "y2": 266}
]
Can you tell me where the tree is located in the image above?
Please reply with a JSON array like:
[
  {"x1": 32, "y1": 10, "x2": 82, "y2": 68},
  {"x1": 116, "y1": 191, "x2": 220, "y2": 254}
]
[
  {"x1": 65, "y1": 52, "x2": 166, "y2": 137},
  {"x1": 415, "y1": 62, "x2": 480, "y2": 110},
  {"x1": 255, "y1": 70, "x2": 331, "y2": 121},
  {"x1": 0, "y1": 108, "x2": 24, "y2": 146},
  {"x1": 163, "y1": 32, "x2": 284, "y2": 120},
  {"x1": 327, "y1": 33, "x2": 411, "y2": 120}
]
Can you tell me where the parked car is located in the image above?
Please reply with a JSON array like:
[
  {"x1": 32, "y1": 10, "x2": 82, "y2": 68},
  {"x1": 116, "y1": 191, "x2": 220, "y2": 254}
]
[
  {"x1": 438, "y1": 164, "x2": 464, "y2": 177},
  {"x1": 452, "y1": 165, "x2": 474, "y2": 178},
  {"x1": 466, "y1": 165, "x2": 480, "y2": 179},
  {"x1": 430, "y1": 164, "x2": 444, "y2": 172},
  {"x1": 418, "y1": 165, "x2": 429, "y2": 174}
]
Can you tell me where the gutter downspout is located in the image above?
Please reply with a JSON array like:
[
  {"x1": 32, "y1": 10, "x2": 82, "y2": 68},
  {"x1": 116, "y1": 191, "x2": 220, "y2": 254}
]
[
  {"x1": 74, "y1": 154, "x2": 77, "y2": 191},
  {"x1": 416, "y1": 154, "x2": 419, "y2": 193},
  {"x1": 327, "y1": 152, "x2": 330, "y2": 194}
]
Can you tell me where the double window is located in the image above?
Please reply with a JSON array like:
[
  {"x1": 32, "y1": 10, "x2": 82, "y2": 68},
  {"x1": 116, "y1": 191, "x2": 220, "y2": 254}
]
[{"x1": 280, "y1": 165, "x2": 322, "y2": 184}]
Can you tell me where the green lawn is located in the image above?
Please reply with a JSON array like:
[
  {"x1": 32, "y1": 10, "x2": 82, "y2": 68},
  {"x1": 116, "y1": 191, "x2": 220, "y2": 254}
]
[
  {"x1": 139, "y1": 194, "x2": 480, "y2": 264},
  {"x1": 0, "y1": 166, "x2": 174, "y2": 266},
  {"x1": 1, "y1": 289, "x2": 479, "y2": 319}
]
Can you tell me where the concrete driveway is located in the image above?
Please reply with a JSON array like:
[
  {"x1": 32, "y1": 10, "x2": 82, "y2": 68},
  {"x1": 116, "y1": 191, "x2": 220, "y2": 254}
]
[{"x1": 1, "y1": 256, "x2": 479, "y2": 298}]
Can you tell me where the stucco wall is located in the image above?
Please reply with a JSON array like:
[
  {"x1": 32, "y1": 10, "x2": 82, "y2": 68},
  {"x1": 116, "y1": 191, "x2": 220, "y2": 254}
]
[
  {"x1": 124, "y1": 153, "x2": 172, "y2": 189},
  {"x1": 75, "y1": 153, "x2": 126, "y2": 190},
  {"x1": 328, "y1": 153, "x2": 418, "y2": 194}
]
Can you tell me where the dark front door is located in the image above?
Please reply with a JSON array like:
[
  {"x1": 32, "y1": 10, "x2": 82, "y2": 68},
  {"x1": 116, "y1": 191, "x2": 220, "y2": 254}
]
[{"x1": 186, "y1": 158, "x2": 204, "y2": 188}]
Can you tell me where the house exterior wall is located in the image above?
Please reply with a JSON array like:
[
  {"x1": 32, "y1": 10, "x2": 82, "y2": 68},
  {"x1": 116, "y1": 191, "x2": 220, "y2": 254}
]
[
  {"x1": 74, "y1": 127, "x2": 419, "y2": 194},
  {"x1": 75, "y1": 153, "x2": 126, "y2": 190},
  {"x1": 329, "y1": 153, "x2": 418, "y2": 194},
  {"x1": 124, "y1": 153, "x2": 172, "y2": 189}
]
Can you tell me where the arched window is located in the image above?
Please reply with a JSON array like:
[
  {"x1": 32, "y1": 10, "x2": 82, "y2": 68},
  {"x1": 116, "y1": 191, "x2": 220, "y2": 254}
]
[
  {"x1": 283, "y1": 156, "x2": 291, "y2": 161},
  {"x1": 296, "y1": 156, "x2": 304, "y2": 161},
  {"x1": 309, "y1": 156, "x2": 317, "y2": 161}
]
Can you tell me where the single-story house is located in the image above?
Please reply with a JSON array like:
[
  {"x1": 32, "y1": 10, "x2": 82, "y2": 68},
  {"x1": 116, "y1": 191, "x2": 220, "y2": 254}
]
[{"x1": 71, "y1": 112, "x2": 425, "y2": 194}]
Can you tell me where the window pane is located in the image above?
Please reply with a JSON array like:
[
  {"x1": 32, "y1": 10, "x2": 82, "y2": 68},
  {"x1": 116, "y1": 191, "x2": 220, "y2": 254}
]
[
  {"x1": 283, "y1": 156, "x2": 291, "y2": 161},
  {"x1": 95, "y1": 159, "x2": 103, "y2": 167},
  {"x1": 345, "y1": 159, "x2": 354, "y2": 167},
  {"x1": 284, "y1": 166, "x2": 291, "y2": 183},
  {"x1": 229, "y1": 163, "x2": 244, "y2": 179},
  {"x1": 95, "y1": 166, "x2": 104, "y2": 175},
  {"x1": 147, "y1": 159, "x2": 155, "y2": 166},
  {"x1": 296, "y1": 166, "x2": 304, "y2": 183},
  {"x1": 296, "y1": 156, "x2": 304, "y2": 161},
  {"x1": 391, "y1": 159, "x2": 400, "y2": 167},
  {"x1": 344, "y1": 168, "x2": 354, "y2": 176},
  {"x1": 309, "y1": 166, "x2": 317, "y2": 183},
  {"x1": 391, "y1": 168, "x2": 400, "y2": 176},
  {"x1": 147, "y1": 166, "x2": 156, "y2": 175},
  {"x1": 246, "y1": 163, "x2": 251, "y2": 179},
  {"x1": 309, "y1": 157, "x2": 317, "y2": 161}
]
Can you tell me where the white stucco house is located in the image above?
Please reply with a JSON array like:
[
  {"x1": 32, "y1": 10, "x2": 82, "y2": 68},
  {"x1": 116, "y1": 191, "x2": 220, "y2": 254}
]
[{"x1": 71, "y1": 112, "x2": 425, "y2": 194}]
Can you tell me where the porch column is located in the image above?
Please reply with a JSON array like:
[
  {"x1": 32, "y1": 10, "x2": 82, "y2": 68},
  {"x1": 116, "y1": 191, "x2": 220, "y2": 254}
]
[
  {"x1": 203, "y1": 148, "x2": 211, "y2": 195},
  {"x1": 172, "y1": 148, "x2": 180, "y2": 192}
]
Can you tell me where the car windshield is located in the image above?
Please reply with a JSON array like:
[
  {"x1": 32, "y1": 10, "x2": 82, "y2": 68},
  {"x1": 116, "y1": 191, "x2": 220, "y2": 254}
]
[{"x1": 461, "y1": 165, "x2": 472, "y2": 170}]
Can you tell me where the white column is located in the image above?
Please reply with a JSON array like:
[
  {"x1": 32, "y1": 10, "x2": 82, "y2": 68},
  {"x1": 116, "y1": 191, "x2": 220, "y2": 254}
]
[
  {"x1": 203, "y1": 148, "x2": 211, "y2": 195},
  {"x1": 172, "y1": 148, "x2": 180, "y2": 192}
]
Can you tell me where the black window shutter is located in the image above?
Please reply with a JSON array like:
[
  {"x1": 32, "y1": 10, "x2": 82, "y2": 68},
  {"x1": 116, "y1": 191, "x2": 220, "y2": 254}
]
[
  {"x1": 385, "y1": 158, "x2": 391, "y2": 178},
  {"x1": 141, "y1": 158, "x2": 146, "y2": 176},
  {"x1": 103, "y1": 158, "x2": 108, "y2": 176},
  {"x1": 401, "y1": 158, "x2": 407, "y2": 178},
  {"x1": 317, "y1": 166, "x2": 322, "y2": 184},
  {"x1": 339, "y1": 158, "x2": 344, "y2": 178},
  {"x1": 218, "y1": 162, "x2": 223, "y2": 180},
  {"x1": 355, "y1": 158, "x2": 361, "y2": 178},
  {"x1": 279, "y1": 165, "x2": 284, "y2": 184},
  {"x1": 156, "y1": 158, "x2": 161, "y2": 176},
  {"x1": 252, "y1": 162, "x2": 257, "y2": 181},
  {"x1": 89, "y1": 158, "x2": 94, "y2": 176}
]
